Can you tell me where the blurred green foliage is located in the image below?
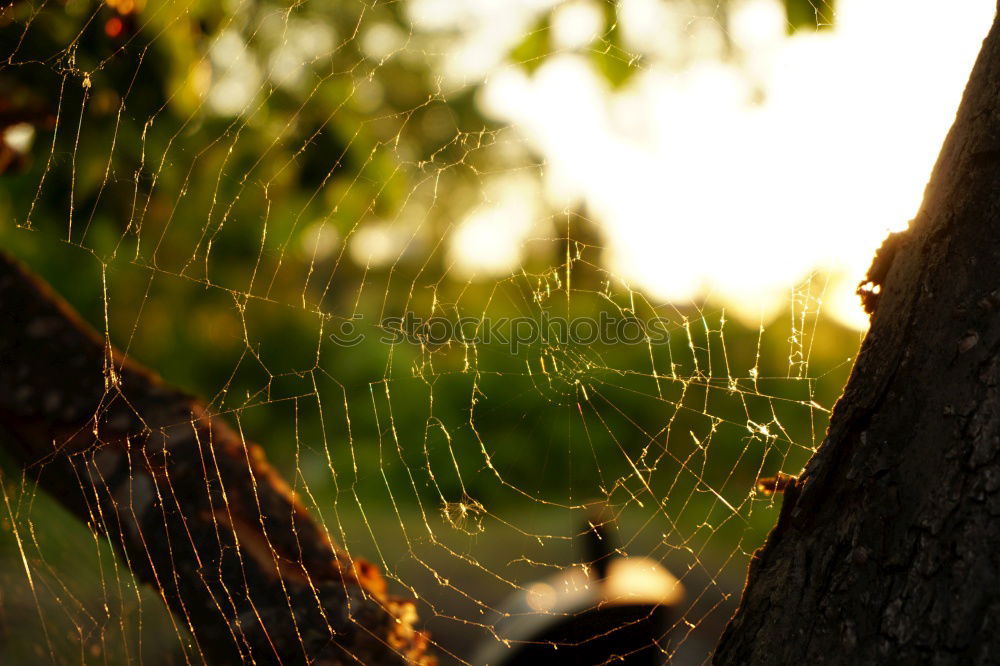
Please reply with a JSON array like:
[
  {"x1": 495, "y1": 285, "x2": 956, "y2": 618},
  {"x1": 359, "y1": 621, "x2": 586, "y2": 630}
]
[
  {"x1": 0, "y1": 0, "x2": 853, "y2": 662},
  {"x1": 784, "y1": 0, "x2": 837, "y2": 32}
]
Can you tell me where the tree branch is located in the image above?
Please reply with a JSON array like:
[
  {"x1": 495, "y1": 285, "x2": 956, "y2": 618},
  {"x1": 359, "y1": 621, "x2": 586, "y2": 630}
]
[{"x1": 0, "y1": 251, "x2": 433, "y2": 665}]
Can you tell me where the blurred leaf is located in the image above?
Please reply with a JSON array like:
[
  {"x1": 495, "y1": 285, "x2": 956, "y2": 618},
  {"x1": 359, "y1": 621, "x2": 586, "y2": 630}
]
[
  {"x1": 784, "y1": 0, "x2": 836, "y2": 33},
  {"x1": 589, "y1": 2, "x2": 636, "y2": 89},
  {"x1": 510, "y1": 16, "x2": 551, "y2": 73}
]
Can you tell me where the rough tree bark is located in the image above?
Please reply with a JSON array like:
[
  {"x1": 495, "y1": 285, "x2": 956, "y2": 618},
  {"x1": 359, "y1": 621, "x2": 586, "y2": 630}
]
[
  {"x1": 0, "y1": 253, "x2": 433, "y2": 664},
  {"x1": 716, "y1": 6, "x2": 1000, "y2": 665}
]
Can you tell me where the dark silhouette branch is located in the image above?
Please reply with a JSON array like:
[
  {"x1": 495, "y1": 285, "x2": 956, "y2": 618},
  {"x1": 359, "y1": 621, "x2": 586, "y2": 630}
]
[{"x1": 0, "y1": 252, "x2": 433, "y2": 665}]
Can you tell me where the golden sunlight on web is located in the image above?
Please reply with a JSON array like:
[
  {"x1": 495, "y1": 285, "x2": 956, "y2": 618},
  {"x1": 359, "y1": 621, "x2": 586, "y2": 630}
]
[{"x1": 442, "y1": 0, "x2": 995, "y2": 330}]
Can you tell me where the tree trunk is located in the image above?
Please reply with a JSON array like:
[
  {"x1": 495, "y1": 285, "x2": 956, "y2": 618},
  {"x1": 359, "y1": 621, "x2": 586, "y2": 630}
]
[
  {"x1": 0, "y1": 253, "x2": 433, "y2": 665},
  {"x1": 716, "y1": 6, "x2": 1000, "y2": 664}
]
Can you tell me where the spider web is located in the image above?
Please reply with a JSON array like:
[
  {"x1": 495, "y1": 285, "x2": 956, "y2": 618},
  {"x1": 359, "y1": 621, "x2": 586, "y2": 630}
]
[{"x1": 0, "y1": 0, "x2": 875, "y2": 664}]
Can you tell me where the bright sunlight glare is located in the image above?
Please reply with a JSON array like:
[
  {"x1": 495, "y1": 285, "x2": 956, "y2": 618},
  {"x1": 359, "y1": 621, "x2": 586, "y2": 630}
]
[{"x1": 452, "y1": 0, "x2": 996, "y2": 330}]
